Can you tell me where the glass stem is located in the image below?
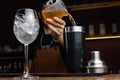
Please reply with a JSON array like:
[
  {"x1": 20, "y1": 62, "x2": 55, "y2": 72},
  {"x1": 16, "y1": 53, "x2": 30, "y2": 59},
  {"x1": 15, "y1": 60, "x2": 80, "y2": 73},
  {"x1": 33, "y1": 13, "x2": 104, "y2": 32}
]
[{"x1": 23, "y1": 44, "x2": 29, "y2": 75}]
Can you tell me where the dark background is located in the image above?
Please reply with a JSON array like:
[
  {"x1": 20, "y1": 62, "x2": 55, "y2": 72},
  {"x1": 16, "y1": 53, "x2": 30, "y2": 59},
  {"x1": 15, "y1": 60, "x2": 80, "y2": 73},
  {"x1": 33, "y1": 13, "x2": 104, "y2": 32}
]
[{"x1": 0, "y1": 0, "x2": 120, "y2": 73}]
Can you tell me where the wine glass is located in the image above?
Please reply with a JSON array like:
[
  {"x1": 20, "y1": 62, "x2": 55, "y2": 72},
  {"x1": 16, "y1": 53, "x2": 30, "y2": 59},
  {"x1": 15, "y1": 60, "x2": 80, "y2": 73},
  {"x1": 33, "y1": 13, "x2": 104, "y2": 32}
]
[{"x1": 13, "y1": 8, "x2": 40, "y2": 80}]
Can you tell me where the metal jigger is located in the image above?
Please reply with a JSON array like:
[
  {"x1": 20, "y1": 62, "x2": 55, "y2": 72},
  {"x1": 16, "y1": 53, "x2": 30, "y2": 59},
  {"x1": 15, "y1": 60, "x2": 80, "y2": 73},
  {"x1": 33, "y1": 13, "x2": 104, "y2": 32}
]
[{"x1": 87, "y1": 51, "x2": 108, "y2": 74}]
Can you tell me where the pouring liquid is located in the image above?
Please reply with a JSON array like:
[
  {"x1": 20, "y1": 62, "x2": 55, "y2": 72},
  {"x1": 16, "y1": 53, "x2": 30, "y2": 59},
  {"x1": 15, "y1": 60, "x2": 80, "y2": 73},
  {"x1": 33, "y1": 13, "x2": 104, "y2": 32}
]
[
  {"x1": 67, "y1": 13, "x2": 77, "y2": 26},
  {"x1": 42, "y1": 10, "x2": 77, "y2": 26}
]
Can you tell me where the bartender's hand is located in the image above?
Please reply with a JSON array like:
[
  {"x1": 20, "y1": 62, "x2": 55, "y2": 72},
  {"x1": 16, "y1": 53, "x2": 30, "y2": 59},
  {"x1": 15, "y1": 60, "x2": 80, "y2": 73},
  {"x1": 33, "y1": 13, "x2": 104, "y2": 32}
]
[{"x1": 44, "y1": 17, "x2": 66, "y2": 45}]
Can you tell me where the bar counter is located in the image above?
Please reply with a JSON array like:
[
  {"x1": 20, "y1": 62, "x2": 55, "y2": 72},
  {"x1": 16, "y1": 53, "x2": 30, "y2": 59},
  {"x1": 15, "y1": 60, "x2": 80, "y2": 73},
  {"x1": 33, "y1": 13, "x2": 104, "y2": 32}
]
[{"x1": 0, "y1": 74, "x2": 120, "y2": 80}]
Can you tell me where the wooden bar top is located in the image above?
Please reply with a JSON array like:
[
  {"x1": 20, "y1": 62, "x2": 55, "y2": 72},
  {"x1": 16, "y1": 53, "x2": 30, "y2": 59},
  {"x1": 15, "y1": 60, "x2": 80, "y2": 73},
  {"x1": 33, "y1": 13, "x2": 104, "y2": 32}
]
[{"x1": 0, "y1": 74, "x2": 120, "y2": 80}]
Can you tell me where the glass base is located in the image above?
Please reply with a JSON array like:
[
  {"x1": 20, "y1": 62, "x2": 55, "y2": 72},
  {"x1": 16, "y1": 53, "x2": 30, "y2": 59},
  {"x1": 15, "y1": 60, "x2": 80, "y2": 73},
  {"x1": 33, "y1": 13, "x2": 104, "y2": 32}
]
[{"x1": 14, "y1": 74, "x2": 39, "y2": 80}]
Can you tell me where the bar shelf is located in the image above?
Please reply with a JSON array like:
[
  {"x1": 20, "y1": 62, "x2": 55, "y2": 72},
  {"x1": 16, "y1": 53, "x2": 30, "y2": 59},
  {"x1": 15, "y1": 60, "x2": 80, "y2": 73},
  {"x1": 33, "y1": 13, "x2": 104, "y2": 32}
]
[{"x1": 68, "y1": 1, "x2": 120, "y2": 11}]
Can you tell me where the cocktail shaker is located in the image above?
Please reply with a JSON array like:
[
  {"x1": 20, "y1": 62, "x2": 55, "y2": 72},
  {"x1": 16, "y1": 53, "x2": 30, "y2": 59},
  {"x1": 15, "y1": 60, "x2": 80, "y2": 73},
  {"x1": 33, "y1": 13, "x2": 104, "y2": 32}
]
[
  {"x1": 87, "y1": 51, "x2": 108, "y2": 74},
  {"x1": 64, "y1": 26, "x2": 86, "y2": 73}
]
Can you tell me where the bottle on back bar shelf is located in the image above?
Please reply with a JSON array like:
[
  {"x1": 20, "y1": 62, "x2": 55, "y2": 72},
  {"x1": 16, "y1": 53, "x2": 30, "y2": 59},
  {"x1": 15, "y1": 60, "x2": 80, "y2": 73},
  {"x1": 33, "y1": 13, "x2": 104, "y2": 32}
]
[
  {"x1": 111, "y1": 13, "x2": 118, "y2": 35},
  {"x1": 88, "y1": 24, "x2": 95, "y2": 37},
  {"x1": 99, "y1": 21, "x2": 106, "y2": 36}
]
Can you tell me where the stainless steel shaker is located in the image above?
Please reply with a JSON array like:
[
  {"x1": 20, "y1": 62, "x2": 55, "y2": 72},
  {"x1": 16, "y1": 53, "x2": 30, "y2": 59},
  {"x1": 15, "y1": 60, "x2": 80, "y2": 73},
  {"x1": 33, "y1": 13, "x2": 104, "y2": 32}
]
[
  {"x1": 64, "y1": 26, "x2": 86, "y2": 73},
  {"x1": 87, "y1": 51, "x2": 108, "y2": 74}
]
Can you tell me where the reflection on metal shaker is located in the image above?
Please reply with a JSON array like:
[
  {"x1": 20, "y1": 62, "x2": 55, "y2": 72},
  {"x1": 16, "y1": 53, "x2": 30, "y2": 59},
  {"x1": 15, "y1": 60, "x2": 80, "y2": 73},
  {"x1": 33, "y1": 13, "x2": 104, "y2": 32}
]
[
  {"x1": 64, "y1": 26, "x2": 86, "y2": 73},
  {"x1": 87, "y1": 51, "x2": 108, "y2": 74}
]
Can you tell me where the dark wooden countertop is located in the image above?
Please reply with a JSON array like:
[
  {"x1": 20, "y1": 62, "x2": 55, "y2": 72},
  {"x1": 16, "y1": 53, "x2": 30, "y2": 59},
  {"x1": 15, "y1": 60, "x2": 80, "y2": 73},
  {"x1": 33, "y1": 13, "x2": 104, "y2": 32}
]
[{"x1": 0, "y1": 74, "x2": 120, "y2": 80}]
